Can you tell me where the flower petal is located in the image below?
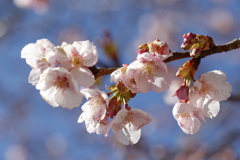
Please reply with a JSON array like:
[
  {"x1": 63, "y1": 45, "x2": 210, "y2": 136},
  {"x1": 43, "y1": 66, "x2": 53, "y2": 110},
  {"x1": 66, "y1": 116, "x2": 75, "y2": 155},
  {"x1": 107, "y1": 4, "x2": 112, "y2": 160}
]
[
  {"x1": 134, "y1": 72, "x2": 151, "y2": 93},
  {"x1": 28, "y1": 68, "x2": 42, "y2": 85},
  {"x1": 130, "y1": 109, "x2": 153, "y2": 130},
  {"x1": 113, "y1": 124, "x2": 141, "y2": 145},
  {"x1": 70, "y1": 67, "x2": 95, "y2": 87},
  {"x1": 202, "y1": 98, "x2": 220, "y2": 118},
  {"x1": 178, "y1": 115, "x2": 201, "y2": 134},
  {"x1": 151, "y1": 70, "x2": 170, "y2": 93},
  {"x1": 40, "y1": 87, "x2": 58, "y2": 107},
  {"x1": 55, "y1": 89, "x2": 83, "y2": 109}
]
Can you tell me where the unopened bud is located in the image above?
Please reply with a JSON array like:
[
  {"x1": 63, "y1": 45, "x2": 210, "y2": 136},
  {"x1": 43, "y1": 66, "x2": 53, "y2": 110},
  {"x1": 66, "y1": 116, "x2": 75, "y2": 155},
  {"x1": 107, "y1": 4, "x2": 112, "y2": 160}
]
[
  {"x1": 108, "y1": 97, "x2": 121, "y2": 118},
  {"x1": 176, "y1": 58, "x2": 201, "y2": 82},
  {"x1": 174, "y1": 85, "x2": 189, "y2": 101},
  {"x1": 138, "y1": 39, "x2": 170, "y2": 55},
  {"x1": 181, "y1": 33, "x2": 197, "y2": 50},
  {"x1": 181, "y1": 33, "x2": 215, "y2": 58},
  {"x1": 176, "y1": 60, "x2": 193, "y2": 79},
  {"x1": 190, "y1": 47, "x2": 201, "y2": 58}
]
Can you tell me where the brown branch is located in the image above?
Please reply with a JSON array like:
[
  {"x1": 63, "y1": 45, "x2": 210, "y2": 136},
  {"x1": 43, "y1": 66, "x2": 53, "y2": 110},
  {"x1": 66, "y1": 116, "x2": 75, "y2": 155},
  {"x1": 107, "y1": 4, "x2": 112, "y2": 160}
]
[
  {"x1": 164, "y1": 38, "x2": 240, "y2": 63},
  {"x1": 89, "y1": 66, "x2": 119, "y2": 80},
  {"x1": 91, "y1": 38, "x2": 240, "y2": 79}
]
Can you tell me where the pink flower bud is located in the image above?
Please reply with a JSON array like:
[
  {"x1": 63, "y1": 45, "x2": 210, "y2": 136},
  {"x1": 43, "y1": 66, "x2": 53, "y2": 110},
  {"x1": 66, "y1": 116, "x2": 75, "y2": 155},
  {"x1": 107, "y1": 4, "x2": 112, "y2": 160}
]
[
  {"x1": 190, "y1": 47, "x2": 201, "y2": 58},
  {"x1": 174, "y1": 85, "x2": 189, "y2": 101},
  {"x1": 107, "y1": 97, "x2": 121, "y2": 118},
  {"x1": 181, "y1": 32, "x2": 197, "y2": 50}
]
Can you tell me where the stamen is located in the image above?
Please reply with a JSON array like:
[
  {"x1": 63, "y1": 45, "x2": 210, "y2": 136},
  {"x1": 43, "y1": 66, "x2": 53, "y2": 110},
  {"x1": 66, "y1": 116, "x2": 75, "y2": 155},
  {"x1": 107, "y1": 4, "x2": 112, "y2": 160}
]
[
  {"x1": 70, "y1": 48, "x2": 83, "y2": 67},
  {"x1": 54, "y1": 76, "x2": 69, "y2": 90},
  {"x1": 142, "y1": 62, "x2": 158, "y2": 76}
]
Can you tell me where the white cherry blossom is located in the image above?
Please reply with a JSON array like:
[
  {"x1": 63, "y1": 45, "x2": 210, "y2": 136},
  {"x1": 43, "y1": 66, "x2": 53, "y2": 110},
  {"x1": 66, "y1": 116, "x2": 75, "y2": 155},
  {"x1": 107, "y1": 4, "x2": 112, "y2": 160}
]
[
  {"x1": 21, "y1": 39, "x2": 66, "y2": 85},
  {"x1": 173, "y1": 102, "x2": 202, "y2": 134},
  {"x1": 62, "y1": 40, "x2": 98, "y2": 87},
  {"x1": 126, "y1": 52, "x2": 170, "y2": 93},
  {"x1": 36, "y1": 67, "x2": 82, "y2": 109},
  {"x1": 111, "y1": 108, "x2": 152, "y2": 145},
  {"x1": 110, "y1": 65, "x2": 140, "y2": 93},
  {"x1": 78, "y1": 88, "x2": 110, "y2": 136},
  {"x1": 84, "y1": 116, "x2": 111, "y2": 137},
  {"x1": 145, "y1": 40, "x2": 172, "y2": 60},
  {"x1": 189, "y1": 70, "x2": 232, "y2": 118}
]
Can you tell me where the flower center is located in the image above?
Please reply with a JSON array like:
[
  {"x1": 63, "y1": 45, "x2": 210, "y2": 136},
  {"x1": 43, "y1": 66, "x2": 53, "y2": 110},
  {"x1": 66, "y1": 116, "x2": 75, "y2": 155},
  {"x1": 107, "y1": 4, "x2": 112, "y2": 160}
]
[
  {"x1": 54, "y1": 76, "x2": 69, "y2": 90},
  {"x1": 89, "y1": 96, "x2": 105, "y2": 108},
  {"x1": 198, "y1": 81, "x2": 214, "y2": 97},
  {"x1": 142, "y1": 62, "x2": 158, "y2": 76},
  {"x1": 178, "y1": 113, "x2": 190, "y2": 118},
  {"x1": 70, "y1": 48, "x2": 83, "y2": 67},
  {"x1": 178, "y1": 113, "x2": 192, "y2": 125}
]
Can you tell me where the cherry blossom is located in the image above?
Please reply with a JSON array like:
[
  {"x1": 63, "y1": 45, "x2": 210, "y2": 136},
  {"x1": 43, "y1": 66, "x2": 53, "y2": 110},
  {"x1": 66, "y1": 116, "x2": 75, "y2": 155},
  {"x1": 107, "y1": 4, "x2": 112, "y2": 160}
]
[
  {"x1": 20, "y1": 35, "x2": 236, "y2": 145},
  {"x1": 138, "y1": 39, "x2": 172, "y2": 60},
  {"x1": 21, "y1": 39, "x2": 65, "y2": 85},
  {"x1": 110, "y1": 65, "x2": 140, "y2": 93},
  {"x1": 173, "y1": 102, "x2": 203, "y2": 134},
  {"x1": 13, "y1": 0, "x2": 49, "y2": 14},
  {"x1": 126, "y1": 52, "x2": 170, "y2": 93},
  {"x1": 62, "y1": 40, "x2": 98, "y2": 87},
  {"x1": 189, "y1": 70, "x2": 232, "y2": 118},
  {"x1": 36, "y1": 67, "x2": 82, "y2": 109},
  {"x1": 83, "y1": 115, "x2": 111, "y2": 137},
  {"x1": 111, "y1": 108, "x2": 152, "y2": 145},
  {"x1": 78, "y1": 88, "x2": 110, "y2": 136}
]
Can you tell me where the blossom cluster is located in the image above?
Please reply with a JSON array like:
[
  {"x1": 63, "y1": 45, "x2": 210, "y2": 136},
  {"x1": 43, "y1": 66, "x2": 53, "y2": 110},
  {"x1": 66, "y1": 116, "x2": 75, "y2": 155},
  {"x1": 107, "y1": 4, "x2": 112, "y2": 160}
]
[
  {"x1": 21, "y1": 39, "x2": 98, "y2": 109},
  {"x1": 22, "y1": 39, "x2": 172, "y2": 145},
  {"x1": 111, "y1": 39, "x2": 171, "y2": 93},
  {"x1": 21, "y1": 34, "x2": 232, "y2": 145},
  {"x1": 173, "y1": 70, "x2": 232, "y2": 134}
]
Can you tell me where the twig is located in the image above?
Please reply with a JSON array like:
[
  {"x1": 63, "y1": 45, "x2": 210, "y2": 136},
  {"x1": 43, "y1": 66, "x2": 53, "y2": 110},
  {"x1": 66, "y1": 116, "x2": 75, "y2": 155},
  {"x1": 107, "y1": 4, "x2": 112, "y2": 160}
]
[{"x1": 91, "y1": 38, "x2": 240, "y2": 79}]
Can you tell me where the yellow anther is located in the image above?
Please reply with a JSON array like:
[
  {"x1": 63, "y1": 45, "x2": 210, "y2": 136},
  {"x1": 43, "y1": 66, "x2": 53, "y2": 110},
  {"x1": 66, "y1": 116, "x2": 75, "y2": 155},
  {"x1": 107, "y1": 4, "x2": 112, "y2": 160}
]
[{"x1": 142, "y1": 62, "x2": 157, "y2": 76}]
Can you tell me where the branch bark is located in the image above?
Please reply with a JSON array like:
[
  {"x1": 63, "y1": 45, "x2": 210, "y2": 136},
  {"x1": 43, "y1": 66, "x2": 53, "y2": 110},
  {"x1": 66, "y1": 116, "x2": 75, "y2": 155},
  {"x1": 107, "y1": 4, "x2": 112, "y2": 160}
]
[{"x1": 90, "y1": 38, "x2": 240, "y2": 79}]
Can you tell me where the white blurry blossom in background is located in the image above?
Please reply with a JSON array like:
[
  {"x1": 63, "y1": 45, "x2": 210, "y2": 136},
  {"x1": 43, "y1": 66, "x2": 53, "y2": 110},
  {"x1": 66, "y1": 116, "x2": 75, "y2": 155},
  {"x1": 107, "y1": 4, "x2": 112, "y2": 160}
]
[{"x1": 13, "y1": 0, "x2": 49, "y2": 14}]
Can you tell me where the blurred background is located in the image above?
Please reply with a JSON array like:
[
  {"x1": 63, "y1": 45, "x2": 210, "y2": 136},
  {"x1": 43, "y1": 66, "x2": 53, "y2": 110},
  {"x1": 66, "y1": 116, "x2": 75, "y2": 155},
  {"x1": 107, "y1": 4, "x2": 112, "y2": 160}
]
[{"x1": 1, "y1": 0, "x2": 240, "y2": 159}]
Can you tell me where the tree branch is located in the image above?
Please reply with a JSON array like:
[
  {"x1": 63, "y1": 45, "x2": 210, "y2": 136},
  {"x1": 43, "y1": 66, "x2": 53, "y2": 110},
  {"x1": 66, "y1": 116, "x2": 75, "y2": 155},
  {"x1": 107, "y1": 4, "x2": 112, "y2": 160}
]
[{"x1": 91, "y1": 38, "x2": 240, "y2": 79}]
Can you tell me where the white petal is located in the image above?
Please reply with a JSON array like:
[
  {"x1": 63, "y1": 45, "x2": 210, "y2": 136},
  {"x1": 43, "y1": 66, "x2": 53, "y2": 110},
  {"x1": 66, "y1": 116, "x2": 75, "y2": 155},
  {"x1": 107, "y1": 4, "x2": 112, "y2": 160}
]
[
  {"x1": 98, "y1": 89, "x2": 109, "y2": 106},
  {"x1": 202, "y1": 98, "x2": 220, "y2": 118},
  {"x1": 21, "y1": 43, "x2": 43, "y2": 59},
  {"x1": 178, "y1": 116, "x2": 201, "y2": 134},
  {"x1": 36, "y1": 68, "x2": 58, "y2": 91},
  {"x1": 172, "y1": 102, "x2": 194, "y2": 118},
  {"x1": 110, "y1": 68, "x2": 123, "y2": 83},
  {"x1": 40, "y1": 87, "x2": 58, "y2": 107},
  {"x1": 70, "y1": 67, "x2": 95, "y2": 87},
  {"x1": 193, "y1": 81, "x2": 202, "y2": 90},
  {"x1": 74, "y1": 41, "x2": 98, "y2": 67},
  {"x1": 136, "y1": 52, "x2": 155, "y2": 61},
  {"x1": 78, "y1": 112, "x2": 86, "y2": 123},
  {"x1": 114, "y1": 124, "x2": 141, "y2": 145},
  {"x1": 151, "y1": 70, "x2": 170, "y2": 93},
  {"x1": 36, "y1": 39, "x2": 55, "y2": 48},
  {"x1": 28, "y1": 68, "x2": 42, "y2": 86},
  {"x1": 81, "y1": 88, "x2": 99, "y2": 99},
  {"x1": 135, "y1": 72, "x2": 151, "y2": 93},
  {"x1": 85, "y1": 121, "x2": 96, "y2": 133},
  {"x1": 189, "y1": 88, "x2": 202, "y2": 107},
  {"x1": 95, "y1": 120, "x2": 111, "y2": 137},
  {"x1": 210, "y1": 82, "x2": 232, "y2": 101},
  {"x1": 21, "y1": 43, "x2": 44, "y2": 67},
  {"x1": 55, "y1": 89, "x2": 82, "y2": 109},
  {"x1": 201, "y1": 70, "x2": 226, "y2": 83},
  {"x1": 130, "y1": 109, "x2": 153, "y2": 130}
]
